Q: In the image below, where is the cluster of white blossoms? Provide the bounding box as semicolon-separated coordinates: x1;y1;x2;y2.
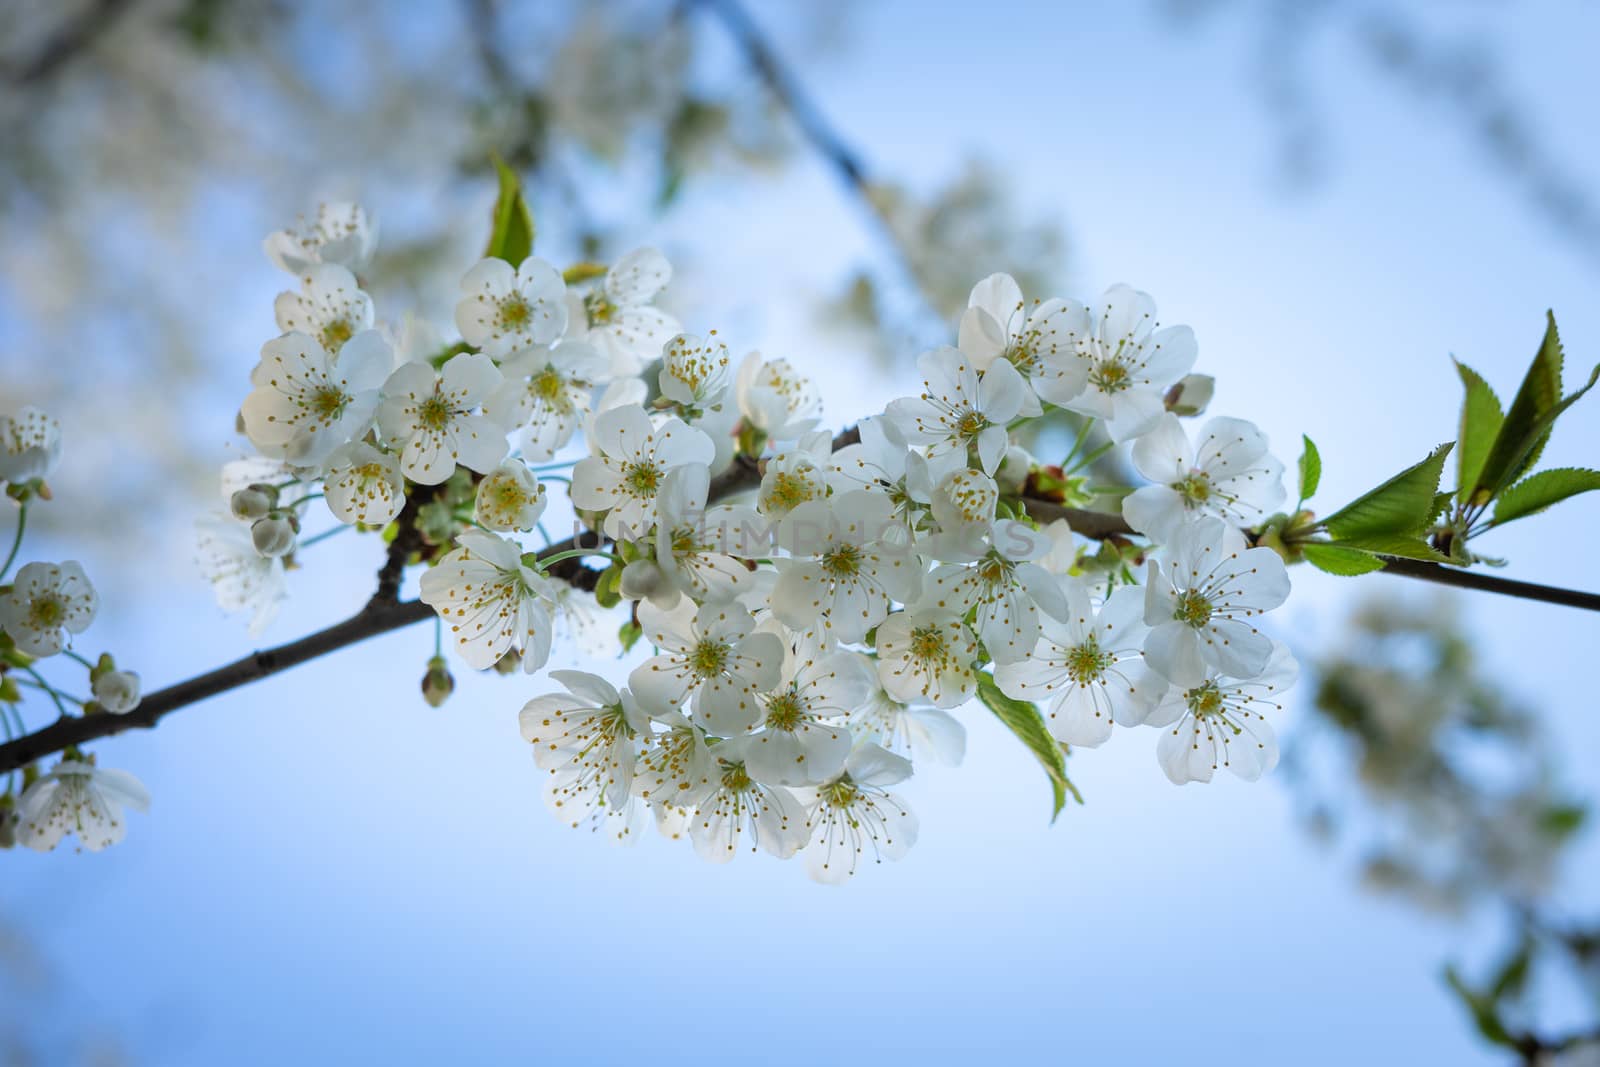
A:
16;198;1302;871
1;407;149;852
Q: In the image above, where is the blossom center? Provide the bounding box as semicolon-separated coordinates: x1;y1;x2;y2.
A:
623;460;662;498
719;761;752;792
1175;472;1212;503
1065;637;1113;684
497;295;533;329
822;778;859;807
416;394;453;431
763;690;805;731
954;409;987;439
764;471;818;512
1173;590;1214;628
28;596;65;629
311;384;348;420
320;318;354;350
1090;359;1131;393
690;638;730;678
531;367;570;407
821;542;863;578
584;291;616;326
1186;683;1225;718
908;625;952;666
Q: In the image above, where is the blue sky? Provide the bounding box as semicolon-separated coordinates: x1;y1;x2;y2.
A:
5;2;1600;1063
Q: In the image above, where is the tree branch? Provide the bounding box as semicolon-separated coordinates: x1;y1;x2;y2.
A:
1021;499;1600;613
3;424;1595;775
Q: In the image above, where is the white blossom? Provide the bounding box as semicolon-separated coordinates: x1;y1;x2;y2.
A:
920;519;1068;665
758;430;836;516
571;405;713;539
195;516;286;636
263;201;378;276
686;743;810;863
994;583;1161;746
419;530;557;672
886;346;1027;475
0;406;62;487
1059;284;1198;442
0;561;97;657
628;600;783;734
1147;641;1298;784
797;744;918;885
377;352;507;485
772;491;922;643
874;608;978;709
274;263;375;354
736;351;822;441
16;759;150;853
658;332;733;409
520;670;650;837
322;442;405;526
569;247;680;376
1143;517;1290;687
632;711;719;808
653;464;762;605
454;256;567;358
241;330;390;466
483;340;608;461
475;459;548;532
1122;413;1286;541
742;647;871;786
958;272;1089;409
846;675;967;767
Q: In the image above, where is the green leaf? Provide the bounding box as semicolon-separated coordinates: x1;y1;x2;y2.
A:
1301;543;1386;576
1321;443;1453;540
975;672;1079;821
618;619;643;653
1473;312;1576;501
1329;535;1454;564
1453;359;1504;503
1444;967;1517;1049
1492;467;1600;526
484;154;535;265
1297;434;1321;504
1537;803;1587;840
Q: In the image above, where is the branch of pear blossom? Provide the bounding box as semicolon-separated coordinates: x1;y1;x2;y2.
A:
4;418;1595;777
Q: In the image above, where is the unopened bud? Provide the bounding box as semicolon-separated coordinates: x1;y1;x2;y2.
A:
91;669;142;714
619;559;668;601
995;445;1033;494
492;648;522;675
421;656;455;707
231;483;278;520
251;513;297;557
1164;374;1215;417
0;676;20;703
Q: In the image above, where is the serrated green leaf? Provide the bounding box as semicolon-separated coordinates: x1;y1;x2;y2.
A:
1329;535;1454;564
484;154;534;265
1473;312;1567;501
975;672;1079;821
1453;359;1503;503
1301;543;1386;576
1491;467;1600;526
1297;434;1321;504
1321;443;1453;540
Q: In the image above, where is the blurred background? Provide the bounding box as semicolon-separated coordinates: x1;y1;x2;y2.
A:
2;0;1599;1063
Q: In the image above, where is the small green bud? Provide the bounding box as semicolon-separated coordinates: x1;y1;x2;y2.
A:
231;483;278;520
421;656;455;707
492;648;522;675
0;676;20;703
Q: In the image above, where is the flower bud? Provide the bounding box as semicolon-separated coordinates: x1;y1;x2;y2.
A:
619;559;668;601
0;676;20;703
492;648;523;675
251;513;297;558
995;444;1033;495
92;669;142;714
230;483;278;520
1164;374;1215;417
421;656;455;707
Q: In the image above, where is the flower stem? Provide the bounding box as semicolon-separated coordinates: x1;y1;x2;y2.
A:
536;547;622;570
0;503;27;580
